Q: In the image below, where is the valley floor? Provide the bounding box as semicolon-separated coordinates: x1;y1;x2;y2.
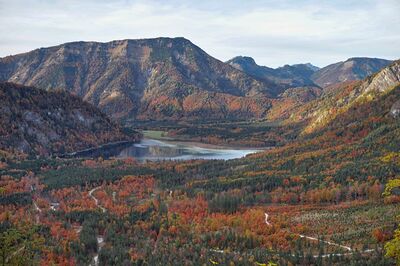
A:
0;156;398;265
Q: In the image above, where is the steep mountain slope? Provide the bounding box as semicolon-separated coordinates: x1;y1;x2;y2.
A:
0;82;135;155
167;60;400;147
227;56;319;88
287;60;400;133
267;86;323;121
311;57;392;88
0;38;280;121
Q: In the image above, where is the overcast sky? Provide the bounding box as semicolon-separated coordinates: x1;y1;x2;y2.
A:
0;0;399;67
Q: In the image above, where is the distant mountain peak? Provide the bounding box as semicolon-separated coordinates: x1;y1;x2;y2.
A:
311;57;392;87
346;56;384;61
227;56;318;88
303;63;320;72
228;56;257;64
303;59;400;133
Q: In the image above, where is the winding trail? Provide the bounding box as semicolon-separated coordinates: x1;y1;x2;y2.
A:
264;211;377;258
88;186;107;266
33;200;42;224
92;236;104;266
264;213;271;226
310;248;376;258
5;245;25;264
33;201;42;213
298;234;352;252
211;212;377;262
89;187;106;213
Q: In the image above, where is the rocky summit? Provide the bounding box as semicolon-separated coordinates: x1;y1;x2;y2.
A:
311;57;392;88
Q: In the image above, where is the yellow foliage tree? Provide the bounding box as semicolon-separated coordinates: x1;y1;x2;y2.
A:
383;178;400;265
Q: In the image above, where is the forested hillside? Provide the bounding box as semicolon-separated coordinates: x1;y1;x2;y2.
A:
1;0;399;263
290;59;400;133
0;82;137;156
159;60;400;147
0;61;398;265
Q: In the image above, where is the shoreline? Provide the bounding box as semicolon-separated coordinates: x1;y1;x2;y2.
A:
57;137;270;160
151;138;270;151
140;130;273;150
57;140;135;158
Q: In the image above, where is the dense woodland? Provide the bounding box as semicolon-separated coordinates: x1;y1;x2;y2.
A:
0;82;399;265
0;52;399;265
0;82;139;156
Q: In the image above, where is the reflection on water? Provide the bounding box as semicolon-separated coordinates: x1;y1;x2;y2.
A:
117;139;260;161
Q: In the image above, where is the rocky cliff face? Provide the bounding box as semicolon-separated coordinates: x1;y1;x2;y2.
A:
297;60;400;133
0;38;280;121
361;61;400;94
311;57;392;88
0;82;134;155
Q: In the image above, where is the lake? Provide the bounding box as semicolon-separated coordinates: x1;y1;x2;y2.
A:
116;139;261;161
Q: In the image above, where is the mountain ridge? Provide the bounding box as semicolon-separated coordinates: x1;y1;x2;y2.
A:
227;55;392;90
226;56;319;88
287;59;400;133
311;57;392;87
0;38;395;124
0;38;282;121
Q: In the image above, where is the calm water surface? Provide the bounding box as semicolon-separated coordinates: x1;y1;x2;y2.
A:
117;139;261;161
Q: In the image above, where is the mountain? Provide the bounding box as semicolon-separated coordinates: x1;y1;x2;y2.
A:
311;57;392;88
227;56;392;91
0;82;136;155
227;56;319;88
267;86;323;121
1;39;393;123
0;38;281;121
288;60;400;133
